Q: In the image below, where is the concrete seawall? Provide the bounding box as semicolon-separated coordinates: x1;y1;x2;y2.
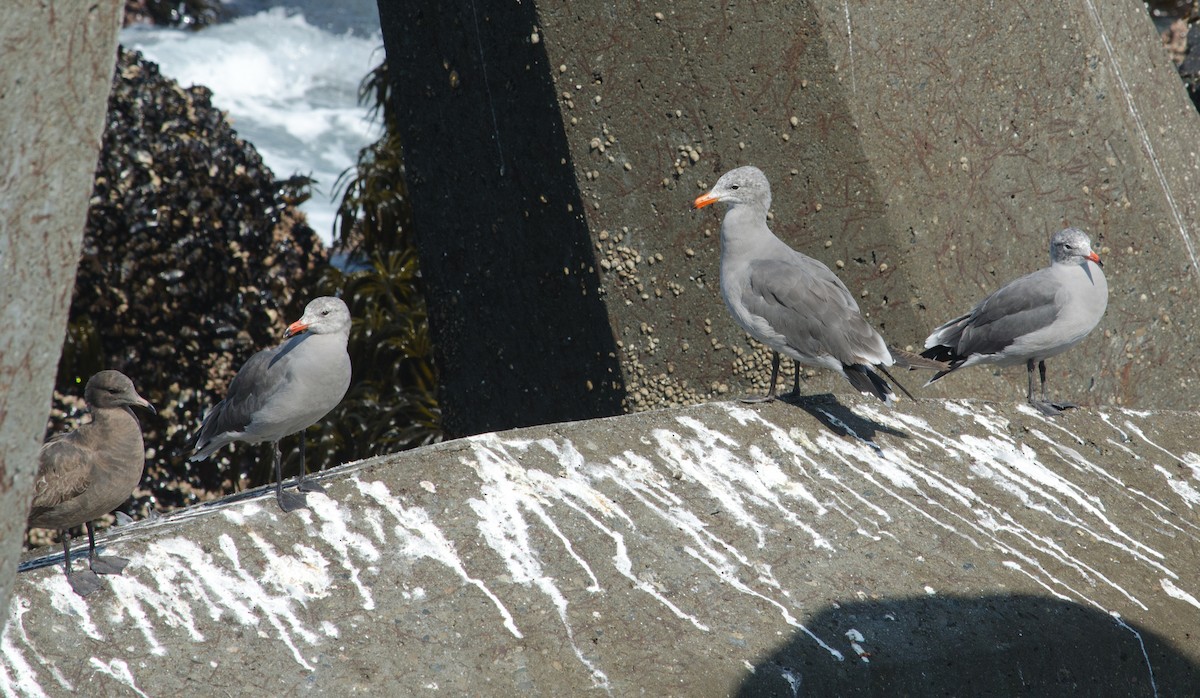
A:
6;396;1199;695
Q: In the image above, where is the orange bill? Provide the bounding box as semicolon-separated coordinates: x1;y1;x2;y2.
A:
693;191;719;209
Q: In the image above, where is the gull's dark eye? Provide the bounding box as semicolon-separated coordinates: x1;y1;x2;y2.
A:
731;185;739;190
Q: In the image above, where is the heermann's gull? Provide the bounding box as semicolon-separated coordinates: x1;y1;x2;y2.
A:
28;370;155;596
693;166;921;404
190;296;352;512
920;227;1108;415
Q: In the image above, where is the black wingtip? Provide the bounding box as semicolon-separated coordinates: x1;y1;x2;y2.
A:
843;364;896;405
877;366;917;402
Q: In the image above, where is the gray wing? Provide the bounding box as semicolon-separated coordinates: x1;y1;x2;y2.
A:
950;269;1060;356
743;257;886;365
30;431;93;514
193;343;290;450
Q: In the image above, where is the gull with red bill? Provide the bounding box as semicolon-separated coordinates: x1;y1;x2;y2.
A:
692;165;930;405
920;227;1108;416
191;296;352;512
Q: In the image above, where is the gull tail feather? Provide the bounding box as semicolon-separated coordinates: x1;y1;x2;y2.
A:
889;345;951;371
843;364;896;406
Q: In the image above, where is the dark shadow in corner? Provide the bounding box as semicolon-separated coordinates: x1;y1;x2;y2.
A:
736;594;1197;697
779;393;907;450
375;1;625;438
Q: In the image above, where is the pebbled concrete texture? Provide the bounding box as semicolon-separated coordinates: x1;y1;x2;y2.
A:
532;0;1200;412
6;397;1200;695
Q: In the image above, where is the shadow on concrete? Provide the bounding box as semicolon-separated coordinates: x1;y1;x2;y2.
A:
376;1;626;438
782;393;908;448
736;594;1198;696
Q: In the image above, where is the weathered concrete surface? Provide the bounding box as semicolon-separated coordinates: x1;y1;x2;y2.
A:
396;0;1198;417
0;0;123;630
6;398;1200;695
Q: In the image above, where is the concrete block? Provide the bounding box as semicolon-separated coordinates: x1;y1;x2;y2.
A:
7;398;1200;694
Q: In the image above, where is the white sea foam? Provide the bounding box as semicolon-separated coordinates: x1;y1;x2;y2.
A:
120;8;383;244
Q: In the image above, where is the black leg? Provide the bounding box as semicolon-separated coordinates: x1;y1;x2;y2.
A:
780;360;803;399
296;432;325;494
742;351;782;403
1026;359;1037;402
60;532;71;578
62;528;101;596
86;520;129;576
1027;358;1076;416
274;440;308;513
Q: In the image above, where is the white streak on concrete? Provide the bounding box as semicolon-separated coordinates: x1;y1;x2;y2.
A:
967;435;1165;569
843;0;855;96
105;580;167;656
1110;612;1159;698
1153;465;1200;508
867;405;1171;607
1001;560;1072;602
354;477;523;639
527;446;710;630
304;493;378;610
465;436;612;691
845;627;869;662
220;501;264;525
250;536;331;605
665;416;832;549
47;575;102;640
87;658;149;698
1160;578;1200;610
987;511;1148;610
217;533;316;670
0;598;56;698
684;544;844;662
1124;420;1183;464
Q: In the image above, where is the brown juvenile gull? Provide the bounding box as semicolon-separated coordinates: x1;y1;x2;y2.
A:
693;165;921;404
191;296;352;512
28;370;154;597
920;227;1108;416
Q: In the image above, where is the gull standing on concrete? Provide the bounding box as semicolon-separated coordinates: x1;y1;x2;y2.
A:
693;165;915;404
28;370;155;596
920;227;1108;416
191;296;352;512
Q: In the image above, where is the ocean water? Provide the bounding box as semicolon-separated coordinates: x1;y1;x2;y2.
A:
120;5;383;245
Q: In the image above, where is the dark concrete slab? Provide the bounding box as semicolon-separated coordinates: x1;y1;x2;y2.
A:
6;397;1200;695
